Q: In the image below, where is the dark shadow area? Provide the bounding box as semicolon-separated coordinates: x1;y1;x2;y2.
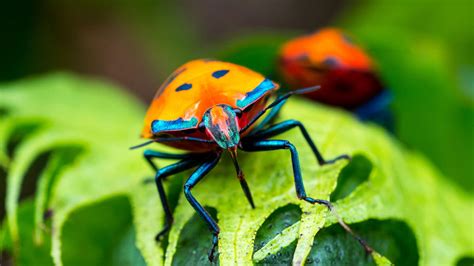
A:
0;250;14;266
6;122;43;158
61;196;146;266
0;107;9;118
256;240;297;266
19;152;51;201
305;219;419;266
1;121;44;219
456;256;474;266
254;204;302;252
0;145;83;222
39;146;84;222
172;207;219;266
19;145;84;203
331;154;373;201
0;0;39;81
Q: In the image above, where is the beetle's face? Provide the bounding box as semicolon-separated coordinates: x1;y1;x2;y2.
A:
203;104;240;149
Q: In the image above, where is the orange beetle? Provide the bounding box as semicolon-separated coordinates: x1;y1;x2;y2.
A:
133;59;360;261
140;59;276;151
279;28;386;110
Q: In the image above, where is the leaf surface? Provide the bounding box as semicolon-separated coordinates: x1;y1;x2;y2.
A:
1;74;472;265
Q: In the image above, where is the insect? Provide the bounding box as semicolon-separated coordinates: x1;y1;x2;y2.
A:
134;59;367;261
279;28;393;129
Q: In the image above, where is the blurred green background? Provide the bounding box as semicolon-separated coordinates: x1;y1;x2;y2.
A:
1;0;472;192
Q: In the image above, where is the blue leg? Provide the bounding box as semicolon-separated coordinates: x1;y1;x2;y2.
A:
249;99;287;134
183;152;222;261
248;120;350;165
150;157;204;241
240;140;331;206
143;150;202;184
240;139;373;254
144;149;196;172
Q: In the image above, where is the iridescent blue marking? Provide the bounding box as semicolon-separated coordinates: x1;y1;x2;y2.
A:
175;83;192;92
151;117;198;134
212;69;229;79
236;79;275;108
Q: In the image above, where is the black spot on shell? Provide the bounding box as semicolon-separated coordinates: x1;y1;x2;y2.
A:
212;70;229;79
175;83;192;92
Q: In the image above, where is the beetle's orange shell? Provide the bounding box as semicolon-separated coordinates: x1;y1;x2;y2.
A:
142;59;279;138
280;28;374;71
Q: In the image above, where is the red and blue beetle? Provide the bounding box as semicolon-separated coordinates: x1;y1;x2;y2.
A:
279;28;393;130
134;59;356;261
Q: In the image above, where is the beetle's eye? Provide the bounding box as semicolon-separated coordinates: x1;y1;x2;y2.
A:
233;108;242;118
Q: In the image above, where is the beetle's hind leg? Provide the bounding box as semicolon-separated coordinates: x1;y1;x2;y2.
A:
183;152;222;262
240;139;373;254
149;156;203;241
248;119;350;165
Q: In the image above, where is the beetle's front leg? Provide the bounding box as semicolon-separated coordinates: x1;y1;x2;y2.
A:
183;152;222;262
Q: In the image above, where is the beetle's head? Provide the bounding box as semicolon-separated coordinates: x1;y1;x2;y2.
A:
203;104;240;150
203;104;253;207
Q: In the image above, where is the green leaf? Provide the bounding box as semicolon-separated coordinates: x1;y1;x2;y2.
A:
1;73;472;265
61;196;145;266
1;199;53;266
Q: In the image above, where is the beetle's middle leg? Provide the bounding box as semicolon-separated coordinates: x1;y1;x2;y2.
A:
148;156;203;241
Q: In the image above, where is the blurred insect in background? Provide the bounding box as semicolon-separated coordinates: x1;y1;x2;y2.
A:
132;59;372;261
279;28;394;131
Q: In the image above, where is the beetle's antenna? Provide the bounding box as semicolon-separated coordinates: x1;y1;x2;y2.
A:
130;140;155;150
130;136;215;150
266;85;320;109
228;147;255;209
240;85;320;133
